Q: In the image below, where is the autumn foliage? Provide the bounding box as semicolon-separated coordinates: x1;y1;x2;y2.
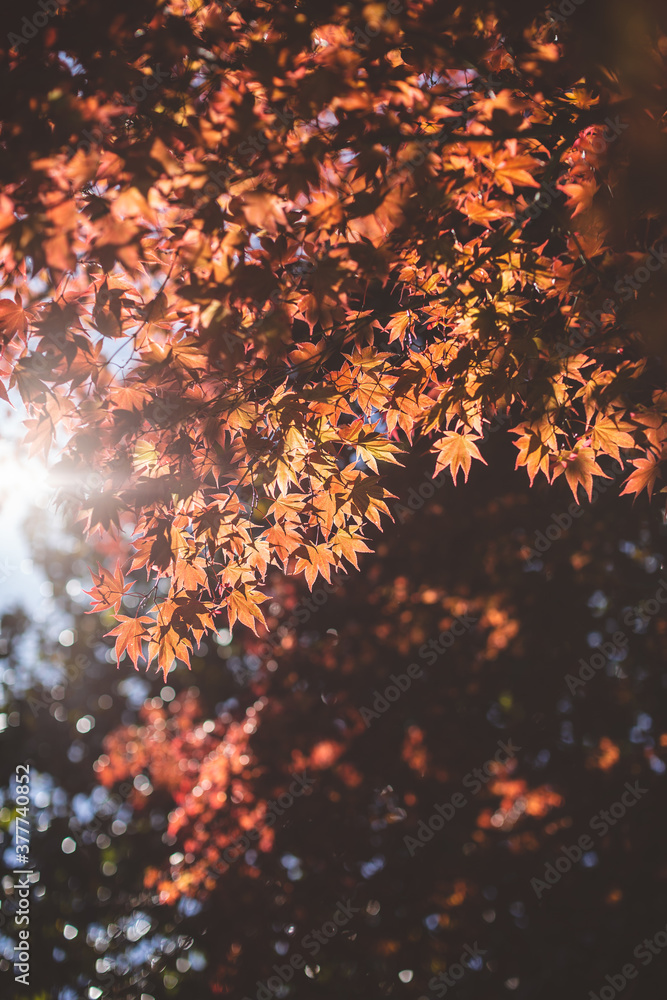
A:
2;0;667;680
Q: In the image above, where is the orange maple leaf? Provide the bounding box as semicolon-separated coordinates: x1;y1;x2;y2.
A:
552;447;609;501
590;416;635;465
227;586;268;634
0;293;28;349
620;456;661;500
433;432;487;484
331;528;373;570
85;561;133;614
386;311;412;347
293;543;336;588
512;420;557;486
106;615;153;670
145;616;193;681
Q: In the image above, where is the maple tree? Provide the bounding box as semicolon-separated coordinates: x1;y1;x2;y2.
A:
2;0;667;682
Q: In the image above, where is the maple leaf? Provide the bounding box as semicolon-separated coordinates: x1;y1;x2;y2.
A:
84;492;127;534
354;430;404;475
463;198;513;226
85;562;133;614
145;619;193;681
331;528;373;570
559;177;598;218
106;615;153;670
482;149;541;194
10;358;49;405
386;311;412;347
512;421;556;486
169;595;216;644
227;586;268;634
0;293;28;350
23;415;54;458
433;432;487;484
551;447;610;501
309;491;339;534
268;492;309;523
590;416;635;465
93;279;124;337
265;523;305;568
564;84;600;108
344;474;395;529
109;384;152;412
621;456;661;500
293;543;337;588
239;190;288;234
307;191;344;229
173;556;209;592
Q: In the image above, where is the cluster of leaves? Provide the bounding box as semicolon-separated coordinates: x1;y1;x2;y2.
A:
5;441;667;1000
2;0;667;678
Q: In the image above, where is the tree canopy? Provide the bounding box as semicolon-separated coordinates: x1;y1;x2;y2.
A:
2;0;667;679
4;4;667;998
